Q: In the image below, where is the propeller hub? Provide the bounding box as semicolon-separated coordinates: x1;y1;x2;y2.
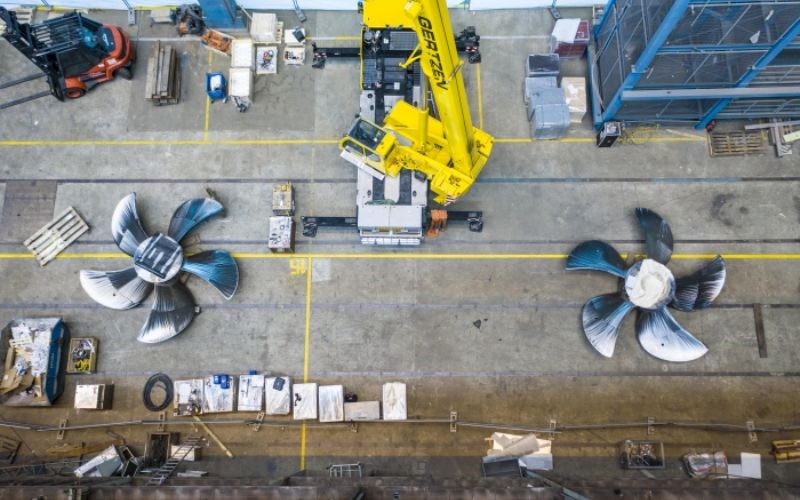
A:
624;259;675;310
133;233;184;284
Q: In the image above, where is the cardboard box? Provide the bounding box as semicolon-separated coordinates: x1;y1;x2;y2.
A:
561;77;587;123
292;383;318;420
318;385;344;423
75;384;113;410
265;376;291;415
344;401;381;421
382;382;407;420
238;374;265;411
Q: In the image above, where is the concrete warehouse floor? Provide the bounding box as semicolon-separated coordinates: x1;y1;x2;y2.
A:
1;5;800;495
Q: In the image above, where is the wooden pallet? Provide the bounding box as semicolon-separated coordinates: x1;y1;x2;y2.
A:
772;440;800;463
23;207;89;266
145;41;181;106
708;130;766;157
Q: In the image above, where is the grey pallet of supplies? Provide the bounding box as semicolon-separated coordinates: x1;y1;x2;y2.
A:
145;41;182;105
24;207;89;266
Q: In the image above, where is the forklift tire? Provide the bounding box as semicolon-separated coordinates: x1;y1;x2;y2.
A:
116;67;133;80
65;88;86;99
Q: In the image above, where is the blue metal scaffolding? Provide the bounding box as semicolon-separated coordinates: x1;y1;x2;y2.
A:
588;0;800;129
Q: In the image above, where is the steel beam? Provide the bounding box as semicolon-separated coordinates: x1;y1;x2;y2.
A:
695;18;800;129
622;86;800;101
658;43;800;54
601;0;692;123
593;0;617;38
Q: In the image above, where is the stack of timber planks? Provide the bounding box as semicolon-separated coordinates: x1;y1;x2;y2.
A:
145;41;181;105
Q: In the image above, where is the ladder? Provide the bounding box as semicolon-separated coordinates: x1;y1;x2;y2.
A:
146;436;203;486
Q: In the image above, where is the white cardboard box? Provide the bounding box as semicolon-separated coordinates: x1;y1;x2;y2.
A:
174;379;204;416
250;13;279;43
255;44;279;75
561;77;587;123
203;376;236;413
74;384;112;409
382;382;407;420
344;401;381;421
229;67;253;98
265;376;292;415
238;374;265;411
292;383;318;420
318;385;344;423
231;38;254;69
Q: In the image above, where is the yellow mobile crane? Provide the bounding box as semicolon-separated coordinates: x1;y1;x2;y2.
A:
339;0;494;206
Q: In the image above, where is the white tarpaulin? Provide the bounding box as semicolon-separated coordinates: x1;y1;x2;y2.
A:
1;0;596;11
470;0;595;8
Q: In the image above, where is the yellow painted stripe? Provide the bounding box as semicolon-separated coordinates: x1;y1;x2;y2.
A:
0;139;339;146
0;136;707;147
3;253;800;261
204;51;213;143
495;138;533;144
496;136;705;144
300;256;313;471
300;422;307;470
303;257;313;381
476;63;484;130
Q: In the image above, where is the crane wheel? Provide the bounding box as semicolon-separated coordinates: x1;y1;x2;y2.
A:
65;88;86;99
116;67;133;80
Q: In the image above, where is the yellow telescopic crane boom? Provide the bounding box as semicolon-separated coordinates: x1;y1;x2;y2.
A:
340;0;494;205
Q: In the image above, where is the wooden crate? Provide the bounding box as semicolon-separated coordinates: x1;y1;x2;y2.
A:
145;41;182;106
23;207;89;266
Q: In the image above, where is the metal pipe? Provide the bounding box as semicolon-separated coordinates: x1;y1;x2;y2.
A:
7;416;798;436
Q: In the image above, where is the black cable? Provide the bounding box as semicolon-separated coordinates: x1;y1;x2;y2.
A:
142;373;173;412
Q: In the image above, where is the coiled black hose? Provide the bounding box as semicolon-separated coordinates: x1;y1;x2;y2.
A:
142;373;173;412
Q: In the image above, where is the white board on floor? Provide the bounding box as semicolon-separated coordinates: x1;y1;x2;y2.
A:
382;382;407;421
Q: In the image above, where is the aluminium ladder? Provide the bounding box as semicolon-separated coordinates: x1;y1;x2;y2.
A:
146;436;203;486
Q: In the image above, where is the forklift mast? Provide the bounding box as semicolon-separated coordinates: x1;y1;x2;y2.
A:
0;8;110;101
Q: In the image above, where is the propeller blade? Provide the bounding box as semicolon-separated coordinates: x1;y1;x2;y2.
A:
581;294;635;358
138;283;197;344
635;208;674;264
636;307;708;362
566;240;628;278
182;250;240;299
80;267;153;310
671;256;727;312
168;198;224;242
112;193;149;256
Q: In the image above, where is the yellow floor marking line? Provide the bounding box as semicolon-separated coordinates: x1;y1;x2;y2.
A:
300;256;313;470
476;63;484;130
0;136;707;146
1;252;799;261
0;139;340;146
204;51;213;142
303;257;313;381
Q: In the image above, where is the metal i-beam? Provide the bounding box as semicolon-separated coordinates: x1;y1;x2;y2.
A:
622;86;800;101
600;0;692;123
695;17;800;129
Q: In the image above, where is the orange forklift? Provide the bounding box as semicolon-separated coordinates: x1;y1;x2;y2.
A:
0;8;135;108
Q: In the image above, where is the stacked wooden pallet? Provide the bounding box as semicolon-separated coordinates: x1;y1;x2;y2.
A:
23;207;89;266
145;41;181;106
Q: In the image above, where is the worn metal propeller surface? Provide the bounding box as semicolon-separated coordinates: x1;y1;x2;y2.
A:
80;193;240;343
566;208;726;362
